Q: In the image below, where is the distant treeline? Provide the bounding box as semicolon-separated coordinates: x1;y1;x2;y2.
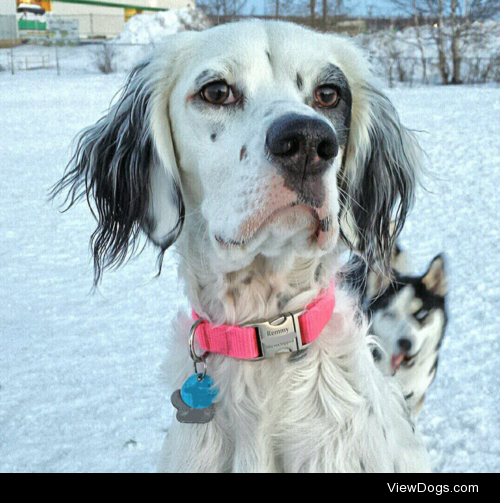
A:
206;14;438;35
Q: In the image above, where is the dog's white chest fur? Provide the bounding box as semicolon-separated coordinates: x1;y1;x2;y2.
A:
161;290;430;473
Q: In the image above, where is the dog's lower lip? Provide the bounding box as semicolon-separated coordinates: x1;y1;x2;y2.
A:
215;235;246;248
262;204;318;242
215;203;325;249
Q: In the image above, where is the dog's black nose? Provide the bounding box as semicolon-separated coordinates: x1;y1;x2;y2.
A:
398;338;413;352
266;114;338;176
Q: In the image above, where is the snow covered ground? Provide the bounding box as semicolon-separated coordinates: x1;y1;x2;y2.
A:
0;70;499;473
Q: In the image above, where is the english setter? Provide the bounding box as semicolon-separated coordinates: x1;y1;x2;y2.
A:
54;20;430;473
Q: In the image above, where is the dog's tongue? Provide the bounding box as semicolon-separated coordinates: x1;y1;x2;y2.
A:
391;354;406;371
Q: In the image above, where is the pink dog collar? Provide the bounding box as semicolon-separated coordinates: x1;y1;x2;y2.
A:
192;283;336;361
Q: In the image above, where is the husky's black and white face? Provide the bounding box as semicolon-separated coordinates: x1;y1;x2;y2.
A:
368;255;448;376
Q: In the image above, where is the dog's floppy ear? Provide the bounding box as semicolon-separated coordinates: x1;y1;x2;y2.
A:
341;84;421;275
422;254;448;297
52;59;184;284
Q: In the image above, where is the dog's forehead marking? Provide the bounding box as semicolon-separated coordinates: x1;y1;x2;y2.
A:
194;69;214;89
240;145;247;162
194;69;226;90
317;64;350;86
390;285;416;314
296;73;304;91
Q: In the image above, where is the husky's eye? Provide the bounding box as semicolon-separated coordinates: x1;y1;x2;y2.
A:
314;85;341;108
414;309;430;322
199;81;237;106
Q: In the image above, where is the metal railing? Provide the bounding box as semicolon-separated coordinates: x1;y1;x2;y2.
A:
0;41;153;76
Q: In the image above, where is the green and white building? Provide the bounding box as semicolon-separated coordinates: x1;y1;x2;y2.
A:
51;0;194;38
4;1;195;40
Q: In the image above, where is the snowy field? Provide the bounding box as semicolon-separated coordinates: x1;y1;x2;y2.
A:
0;70;499;473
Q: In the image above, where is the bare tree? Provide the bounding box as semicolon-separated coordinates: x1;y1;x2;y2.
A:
310;0;317;24
321;0;349;29
412;0;429;83
389;0;500;84
333;0;346;15
93;44;116;75
268;0;305;17
198;0;248;17
436;0;450;83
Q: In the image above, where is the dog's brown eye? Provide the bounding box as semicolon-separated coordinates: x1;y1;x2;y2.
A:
315;85;340;108
200;81;236;105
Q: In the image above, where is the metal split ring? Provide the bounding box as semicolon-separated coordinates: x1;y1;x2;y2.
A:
188;318;208;381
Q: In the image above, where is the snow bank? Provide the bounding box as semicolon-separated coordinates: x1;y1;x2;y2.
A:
114;9;211;46
105;8;211;72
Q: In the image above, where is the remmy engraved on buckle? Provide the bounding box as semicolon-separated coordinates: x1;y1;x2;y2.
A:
245;311;307;360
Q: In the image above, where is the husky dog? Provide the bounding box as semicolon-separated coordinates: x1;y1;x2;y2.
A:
364;253;449;416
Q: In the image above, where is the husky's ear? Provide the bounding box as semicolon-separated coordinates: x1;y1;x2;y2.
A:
362;240;404;300
52;59;184;284
392;241;410;275
366;267;392;300
341;84;421;275
422;255;448;297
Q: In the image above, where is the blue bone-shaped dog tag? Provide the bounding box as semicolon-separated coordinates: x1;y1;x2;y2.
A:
171;374;218;424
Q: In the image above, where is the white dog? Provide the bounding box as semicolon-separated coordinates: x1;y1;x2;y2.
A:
54;21;430;473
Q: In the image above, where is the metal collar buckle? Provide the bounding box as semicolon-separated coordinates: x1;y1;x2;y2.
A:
245;310;307;361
